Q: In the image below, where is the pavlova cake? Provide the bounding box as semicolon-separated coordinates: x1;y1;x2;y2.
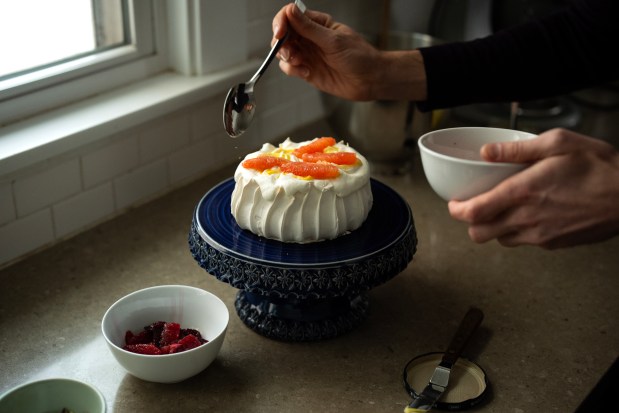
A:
231;137;373;243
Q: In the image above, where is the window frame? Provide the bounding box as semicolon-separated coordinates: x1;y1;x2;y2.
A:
0;0;168;126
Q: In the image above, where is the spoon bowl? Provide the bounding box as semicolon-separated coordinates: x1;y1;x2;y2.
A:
223;82;256;138
223;0;306;138
223;36;286;138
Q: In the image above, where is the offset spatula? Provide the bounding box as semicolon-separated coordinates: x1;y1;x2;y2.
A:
404;307;484;412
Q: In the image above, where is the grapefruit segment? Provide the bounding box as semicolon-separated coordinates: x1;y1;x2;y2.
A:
242;155;288;171
281;161;340;179
292;137;337;157
301;151;357;165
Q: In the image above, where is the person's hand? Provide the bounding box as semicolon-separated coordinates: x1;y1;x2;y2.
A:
271;3;427;102
448;128;619;249
271;3;380;101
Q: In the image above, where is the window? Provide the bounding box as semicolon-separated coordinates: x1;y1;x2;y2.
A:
0;0;167;126
0;0;125;80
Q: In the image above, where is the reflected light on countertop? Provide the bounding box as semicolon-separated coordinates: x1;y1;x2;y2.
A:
13;337;121;406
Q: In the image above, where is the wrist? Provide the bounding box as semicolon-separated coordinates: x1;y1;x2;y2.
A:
371;50;427;101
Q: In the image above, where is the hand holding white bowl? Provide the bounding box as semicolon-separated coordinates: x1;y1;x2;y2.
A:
448;128;619;249
418;127;537;202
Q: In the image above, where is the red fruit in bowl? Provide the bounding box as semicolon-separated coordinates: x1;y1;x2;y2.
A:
161;343;184;354
181;328;209;344
160;322;181;346
123;321;207;355
123;343;163;355
125;329;151;345
146;321;165;345
177;334;203;350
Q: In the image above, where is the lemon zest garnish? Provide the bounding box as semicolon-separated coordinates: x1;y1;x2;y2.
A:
324;145;341;153
271;146;294;159
341;159;362;169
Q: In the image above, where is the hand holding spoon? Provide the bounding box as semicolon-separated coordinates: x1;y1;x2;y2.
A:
223;0;306;138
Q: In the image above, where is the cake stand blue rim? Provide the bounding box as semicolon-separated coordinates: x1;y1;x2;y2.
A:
193;177;413;268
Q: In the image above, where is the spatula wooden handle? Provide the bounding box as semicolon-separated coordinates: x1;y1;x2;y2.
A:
440;307;484;369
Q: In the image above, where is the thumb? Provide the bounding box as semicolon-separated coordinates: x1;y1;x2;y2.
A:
480;139;540;163
481;128;613;163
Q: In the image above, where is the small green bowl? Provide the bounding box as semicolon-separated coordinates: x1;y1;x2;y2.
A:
0;378;106;413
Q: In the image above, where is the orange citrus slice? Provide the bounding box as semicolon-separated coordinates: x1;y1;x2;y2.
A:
292;137;337;157
242;155;288;171
301;151;357;165
281;161;340;179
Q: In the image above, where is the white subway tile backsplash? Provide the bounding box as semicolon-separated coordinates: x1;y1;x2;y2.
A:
190;98;223;142
53;183;115;239
0;209;54;265
139;113;190;163
259;100;302;141
169;140;215;185
13;160;81;217
0;182;16;225
82;135;140;188
114;160;169;210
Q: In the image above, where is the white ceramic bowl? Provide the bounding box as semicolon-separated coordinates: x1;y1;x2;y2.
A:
418;127;537;201
0;378;106;413
101;285;229;383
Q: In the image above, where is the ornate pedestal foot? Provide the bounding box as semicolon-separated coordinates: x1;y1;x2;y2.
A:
235;291;369;341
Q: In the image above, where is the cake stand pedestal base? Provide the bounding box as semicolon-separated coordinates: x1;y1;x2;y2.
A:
189;178;417;342
235;291;369;341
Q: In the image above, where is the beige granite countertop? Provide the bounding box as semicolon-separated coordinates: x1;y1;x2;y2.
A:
1;129;618;413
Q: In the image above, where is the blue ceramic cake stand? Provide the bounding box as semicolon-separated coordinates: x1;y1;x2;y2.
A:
188;178;417;341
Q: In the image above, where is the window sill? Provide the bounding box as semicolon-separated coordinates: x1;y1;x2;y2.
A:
0;59;260;176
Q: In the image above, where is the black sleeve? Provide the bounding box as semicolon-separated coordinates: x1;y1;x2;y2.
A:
417;0;619;111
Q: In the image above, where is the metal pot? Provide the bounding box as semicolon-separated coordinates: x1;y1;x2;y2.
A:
323;32;443;174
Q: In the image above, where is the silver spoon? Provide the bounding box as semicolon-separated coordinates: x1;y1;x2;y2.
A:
223;0;306;138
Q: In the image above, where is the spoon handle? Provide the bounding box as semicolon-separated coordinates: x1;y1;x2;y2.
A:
248;32;289;87
248;0;306;87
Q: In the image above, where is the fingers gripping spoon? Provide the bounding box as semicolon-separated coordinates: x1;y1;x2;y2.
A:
223;0;307;138
404;307;484;412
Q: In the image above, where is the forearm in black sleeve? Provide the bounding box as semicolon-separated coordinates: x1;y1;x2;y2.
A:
417;0;619;111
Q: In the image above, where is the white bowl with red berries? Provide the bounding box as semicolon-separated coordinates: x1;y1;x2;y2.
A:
101;285;229;383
